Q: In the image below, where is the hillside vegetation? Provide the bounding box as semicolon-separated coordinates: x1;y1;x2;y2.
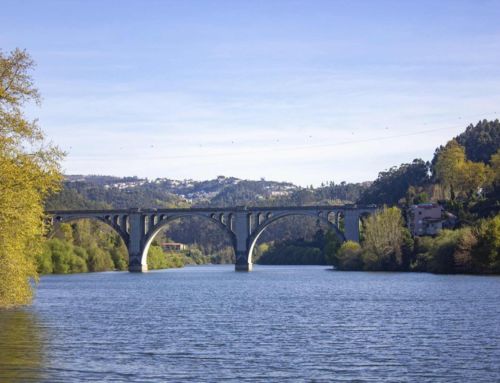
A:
44;120;499;274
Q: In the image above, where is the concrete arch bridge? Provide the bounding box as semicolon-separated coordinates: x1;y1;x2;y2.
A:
47;205;377;272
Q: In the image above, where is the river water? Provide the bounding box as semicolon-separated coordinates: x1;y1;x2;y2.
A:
1;265;500;382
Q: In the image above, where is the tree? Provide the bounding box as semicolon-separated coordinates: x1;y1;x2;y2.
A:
358;159;430;205
455;119;500;164
361;207;410;271
335;241;363;270
434;140;491;200
434;140;467;198
324;230;342;267
473;214;500;273
491;149;500;186
0;49;62;307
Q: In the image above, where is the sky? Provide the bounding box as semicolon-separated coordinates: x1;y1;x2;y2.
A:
1;0;500;186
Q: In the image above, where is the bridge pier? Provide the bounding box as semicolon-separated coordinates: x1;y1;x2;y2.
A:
47;205;376;274
233;211;252;272
235;257;253;272
128;212;148;272
343;211;360;242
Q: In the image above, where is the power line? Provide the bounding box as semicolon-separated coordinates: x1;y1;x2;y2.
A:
69;122;469;161
69;112;496;160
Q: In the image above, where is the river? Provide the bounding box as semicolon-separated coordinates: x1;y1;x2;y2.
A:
1;265;499;382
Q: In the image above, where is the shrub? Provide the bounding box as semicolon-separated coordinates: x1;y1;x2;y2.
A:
473;214;500;273
336;241;363;270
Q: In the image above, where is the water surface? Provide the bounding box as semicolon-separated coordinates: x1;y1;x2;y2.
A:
1;265;500;382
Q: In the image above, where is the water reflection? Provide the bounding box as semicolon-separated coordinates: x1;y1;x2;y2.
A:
0;309;46;383
4;267;500;381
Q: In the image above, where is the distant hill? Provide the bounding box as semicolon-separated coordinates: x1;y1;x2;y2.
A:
44;119;500;267
47;175;368;210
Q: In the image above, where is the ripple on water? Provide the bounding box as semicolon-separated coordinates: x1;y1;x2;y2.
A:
1;266;499;382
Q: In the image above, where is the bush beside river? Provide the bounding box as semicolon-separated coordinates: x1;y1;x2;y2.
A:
39;221;236;274
332;210;500;274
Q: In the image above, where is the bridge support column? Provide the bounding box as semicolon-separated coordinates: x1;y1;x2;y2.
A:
343;211;360;242
233;211;252;272
235;253;253;272
128;212;148;272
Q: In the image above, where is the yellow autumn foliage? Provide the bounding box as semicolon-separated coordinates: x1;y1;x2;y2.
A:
434;140;493;199
0;49;62;307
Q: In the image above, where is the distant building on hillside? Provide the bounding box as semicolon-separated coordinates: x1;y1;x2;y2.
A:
407;203;445;236
161;242;187;252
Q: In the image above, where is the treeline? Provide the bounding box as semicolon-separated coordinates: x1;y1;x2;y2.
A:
260;120;499;272
147;244;234;270
255;230;340;265
333;207;499;274
45;180;187;209
358;119;499;218
331;119;500;274
39;221;128;274
43;119;499;274
38;220;237;274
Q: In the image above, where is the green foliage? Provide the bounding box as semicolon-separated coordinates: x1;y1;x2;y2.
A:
45;188;112;210
160;217;234;256
410;236;434;272
39;221;128;274
209;246;235;264
147;245;184;270
423;229;469;273
47;179;185;209
324;230;342;267
40;239;88;274
473;214;500;273
184;246;209;265
410;215;499;274
358;159;430;205
336;241;363;270
410;190;430;205
257;228;341;265
455;119;500;164
361;207;411;271
0;49;63;307
491;149;500;186
434;140;491;200
35;248;53;274
86;246;114;272
251;243;270;263
40;117;499;277
258;243;324;265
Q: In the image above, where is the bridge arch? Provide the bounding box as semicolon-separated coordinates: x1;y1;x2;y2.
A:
47;206;376;272
49;215;130;245
246;211;345;265
139;213;237;269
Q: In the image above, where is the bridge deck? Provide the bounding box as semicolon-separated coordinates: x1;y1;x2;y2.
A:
47;205;376;215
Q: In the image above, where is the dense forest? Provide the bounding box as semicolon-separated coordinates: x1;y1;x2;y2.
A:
43;119;499;275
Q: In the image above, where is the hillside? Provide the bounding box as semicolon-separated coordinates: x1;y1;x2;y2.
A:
44;119;499;272
47;175;368;210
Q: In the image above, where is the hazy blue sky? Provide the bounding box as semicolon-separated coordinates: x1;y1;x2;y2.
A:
1;0;499;185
